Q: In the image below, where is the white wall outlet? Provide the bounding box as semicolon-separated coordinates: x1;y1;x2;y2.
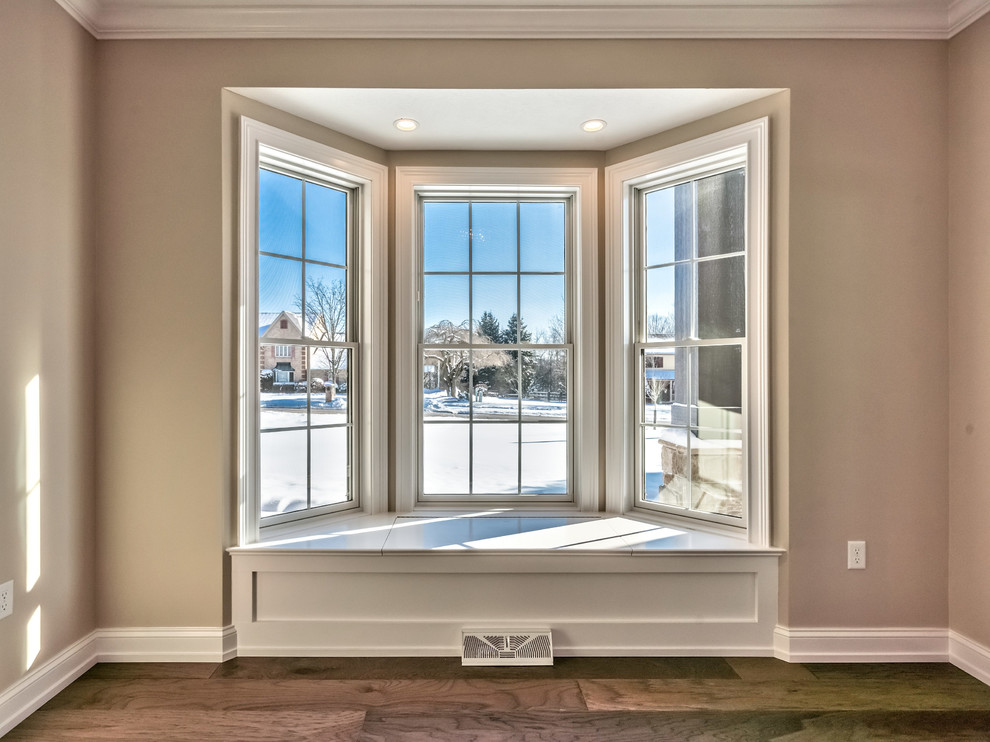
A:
0;580;12;619
848;541;866;569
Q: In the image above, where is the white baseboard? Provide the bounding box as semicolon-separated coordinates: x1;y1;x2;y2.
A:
94;626;238;663
949;630;990;686
0;632;98;738
773;625;949;663
0;625;236;738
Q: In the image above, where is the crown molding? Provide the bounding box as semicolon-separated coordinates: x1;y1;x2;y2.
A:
54;1;990;40
949;0;990;35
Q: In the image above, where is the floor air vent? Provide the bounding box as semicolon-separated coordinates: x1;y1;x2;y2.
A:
461;629;553;666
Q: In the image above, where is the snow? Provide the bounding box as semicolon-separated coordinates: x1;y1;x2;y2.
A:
423;389;566;420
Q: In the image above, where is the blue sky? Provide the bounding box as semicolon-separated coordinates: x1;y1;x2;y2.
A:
422;201;566;343
258;169;348;322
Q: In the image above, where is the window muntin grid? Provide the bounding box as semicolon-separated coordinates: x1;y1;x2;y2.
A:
257;160;356;523
419;198;571;500
636;166;748;526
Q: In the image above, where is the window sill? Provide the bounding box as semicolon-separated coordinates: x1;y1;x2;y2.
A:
230;512;782;557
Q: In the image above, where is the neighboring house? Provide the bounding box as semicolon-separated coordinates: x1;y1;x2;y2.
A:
259;311;307;385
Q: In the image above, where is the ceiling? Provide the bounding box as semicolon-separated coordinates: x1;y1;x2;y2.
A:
230;88;783;151
57;0;990;40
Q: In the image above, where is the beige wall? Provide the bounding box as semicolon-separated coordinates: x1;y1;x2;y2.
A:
95;37;951;630
0;0;97;691
949;12;990;650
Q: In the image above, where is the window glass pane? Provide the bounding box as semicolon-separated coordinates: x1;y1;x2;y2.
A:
642;348;678;427
260;344;307;430
697;168;745;258
692;345;743;429
304;264;347;341
520;202;565;272
645;265;676;341
520;274;565;344
473;423;519;494
526;349;568;422
521;423;567;494
423;274;469;340
691;431;743;519
645;186;676;267
305;181;347;266
498;312;532;346
473;274;517;341
471;202;517;272
424;202;469;272
259;169;303;258
260;429;308;518
423;350;470;418
311;426;349;507
310;347;349;424
472;348;516;418
698;255;745;339
644;426;692;509
423;423;469;494
259;255;302;331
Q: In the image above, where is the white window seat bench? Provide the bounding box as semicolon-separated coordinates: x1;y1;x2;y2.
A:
229;514;782;658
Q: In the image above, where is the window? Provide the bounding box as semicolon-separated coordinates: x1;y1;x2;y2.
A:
240;118;387;542
606;119;768;544
420;198;570;499
395;168;598;511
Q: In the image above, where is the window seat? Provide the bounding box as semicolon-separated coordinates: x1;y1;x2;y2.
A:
229;514;781;658
230;513;780;556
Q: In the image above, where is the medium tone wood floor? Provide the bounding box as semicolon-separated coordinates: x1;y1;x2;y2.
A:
7;657;990;740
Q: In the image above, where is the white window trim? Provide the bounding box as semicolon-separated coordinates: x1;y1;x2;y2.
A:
395;167;599;513
239;117;388;544
605;118;769;546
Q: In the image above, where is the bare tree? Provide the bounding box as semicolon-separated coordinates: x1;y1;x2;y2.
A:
643;354;672;425
301;277;347;383
423;319;510;398
647;312;675;340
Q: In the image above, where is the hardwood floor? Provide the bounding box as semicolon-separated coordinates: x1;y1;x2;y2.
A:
7;658;990;740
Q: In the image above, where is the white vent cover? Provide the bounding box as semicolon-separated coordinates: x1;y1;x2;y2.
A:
461;629;553;666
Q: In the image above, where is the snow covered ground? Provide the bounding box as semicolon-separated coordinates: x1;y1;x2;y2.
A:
423;389;566;420
258;392;735;518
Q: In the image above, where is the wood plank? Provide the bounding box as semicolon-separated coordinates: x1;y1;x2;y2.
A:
41;678;589;713
578;678;990;712
6;710;365;742
726;657;818;681
771;710;990;741
81;663;219;680
359;710;811;741
213;656;738;680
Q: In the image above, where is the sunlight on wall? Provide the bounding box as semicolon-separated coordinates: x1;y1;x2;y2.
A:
25;375;41;591
26;606;41;671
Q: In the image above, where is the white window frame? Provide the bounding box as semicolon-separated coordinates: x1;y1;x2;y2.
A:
605;119;769;545
239;117;388;544
274;345;291;358
395;167;598;513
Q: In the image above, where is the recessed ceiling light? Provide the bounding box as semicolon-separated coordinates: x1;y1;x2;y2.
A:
394;118;419;132
581;119;607;133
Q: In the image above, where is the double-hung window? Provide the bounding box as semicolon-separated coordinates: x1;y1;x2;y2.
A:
420;198;570;500
240;118;387;542
396;168;598;511
607;119;769;543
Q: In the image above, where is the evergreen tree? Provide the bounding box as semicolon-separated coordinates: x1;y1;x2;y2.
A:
477;310;502;343
474;310;505;392
502;313;535;395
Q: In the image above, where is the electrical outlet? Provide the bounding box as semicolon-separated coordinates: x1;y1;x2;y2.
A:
0;580;12;619
848;541;866;569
